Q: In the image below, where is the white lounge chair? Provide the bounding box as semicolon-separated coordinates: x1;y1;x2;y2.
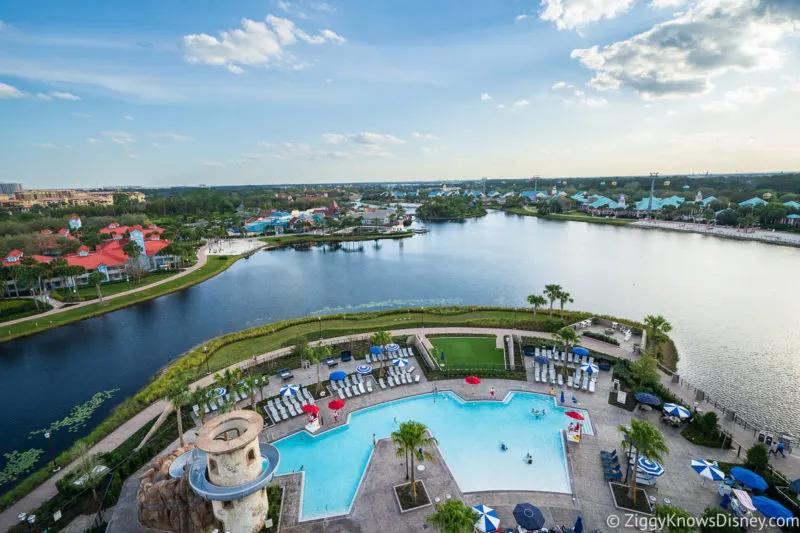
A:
558;374;564;386
388;376;395;387
344;387;352;398
366;382;373;393
193;405;200;417
280;409;288;421
203;403;213;413
414;375;420;383
407;366;415;374
534;370;540;383
365;353;372;363
287;404;296;416
379;378;387;389
338;389;345;400
352;385;361;396
589;380;596;393
582;376;589;391
359;383;366;394
568;376;574;388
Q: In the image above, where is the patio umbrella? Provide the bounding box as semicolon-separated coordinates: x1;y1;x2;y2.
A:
207;387;226;398
751;496;794;519
472;504;500;533
393;358;409;368
662;403;691;419
327;399;345;410
730;467;768;491
356;365;373;375
370;346;381;355
573;516;584;533
572;347;589;356
580;362;599;374
329;370;346;381
534;355;550;365
560;391;565;403
440;351;445;361
565;411;584;421
513;503;545;531
637;457;665;477
465;376;481;385
790;479;800;493
384;343;400;353
301;404;319;415
279;384;299;397
691;459;724;481
635;392;662;406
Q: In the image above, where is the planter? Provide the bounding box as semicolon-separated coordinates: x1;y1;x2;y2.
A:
393;480;432;513
609;482;653;515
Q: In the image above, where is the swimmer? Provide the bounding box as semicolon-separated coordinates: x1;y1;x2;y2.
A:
500;443;508;451
535;410;540;418
542;408;546;416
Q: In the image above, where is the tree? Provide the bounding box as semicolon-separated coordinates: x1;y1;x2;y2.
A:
526;294;547;315
744;443;769;474
370;330;393;378
557;289;574;313
213;368;242;413
166;379;190;448
189;387;208;425
699;507;740;533
309;344;331;394
123;240;143;262
427;498;478;533
654;504;695;533
554;326;580;379
619;419;669;502
630;355;661;389
544;284;562;317
88;270;106;303
643;314;672;360
391;421;438;500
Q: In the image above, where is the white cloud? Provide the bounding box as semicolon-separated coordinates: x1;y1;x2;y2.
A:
571;0;800;100
422;147;440;154
36;93;53;101
182;15;346;73
702;85;776;112
411;132;440;141
239;152;265;159
124;115;135;120
552;81;571;90
32;143;59;149
515;14;529;22
257;140;273;148
102;131;135;144
513;99;530;107
151;132;195;142
496;104;505;109
86;137;101;145
0;20;6;31
277;1;308;19
150;142;161;148
323;132;405;145
540;0;636;30
0;82;26;99
581;96;608;107
311;2;336;12
203;161;225;168
573;90;585;97
649;0;686;7
72;112;92;118
50;91;80;100
127;154;139;159
480;93;492;101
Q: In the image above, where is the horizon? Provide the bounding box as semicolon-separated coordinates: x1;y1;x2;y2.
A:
2;0;799;188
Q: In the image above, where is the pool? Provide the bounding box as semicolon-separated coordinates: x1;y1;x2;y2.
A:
273;391;592;521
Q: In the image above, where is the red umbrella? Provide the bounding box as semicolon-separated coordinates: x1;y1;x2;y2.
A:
302;404;320;415
565;411;584;421
465;376;481;385
328;399;345;410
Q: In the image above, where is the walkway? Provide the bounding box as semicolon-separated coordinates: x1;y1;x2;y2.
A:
632;220;800;248
0;247;208;328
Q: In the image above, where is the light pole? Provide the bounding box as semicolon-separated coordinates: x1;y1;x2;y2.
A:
318;316;322;340
203;345;209;374
44;431;60;472
513;308;517;330
421;307;424;329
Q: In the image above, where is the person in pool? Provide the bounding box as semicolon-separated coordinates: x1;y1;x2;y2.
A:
525;453;533;464
500;443;508;451
534;409;540;418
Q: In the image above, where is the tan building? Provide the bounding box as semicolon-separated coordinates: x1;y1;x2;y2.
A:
14;189;145;207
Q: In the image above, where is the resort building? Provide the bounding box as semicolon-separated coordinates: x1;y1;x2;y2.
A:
783;201;800;211
738;197;768;208
68;215;82;230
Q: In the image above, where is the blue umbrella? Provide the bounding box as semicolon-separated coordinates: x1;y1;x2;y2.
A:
440;351;445;361
789;479;800;493
635;392;662;406
752;496;794;519
329;370;346;381
662;403;691;419
730;467;768;491
370;346;381;355
572;347;589;356
280;384;299;397
384;343;400;353
691;459;724;481
560;390;565;403
573;516;584;533
393;358;409;367
637;457;665;477
472;504;500;533
513;503;545;530
356;364;372;375
580;362;599;374
534;355;550;364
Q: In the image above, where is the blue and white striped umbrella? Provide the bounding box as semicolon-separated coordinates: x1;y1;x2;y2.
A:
580;362;599;374
691;459;724;481
384;343;400;353
663;403;691;419
393;358;409;367
356;364;373;375
472;504;500;533
279;384;299;397
637;457;665;477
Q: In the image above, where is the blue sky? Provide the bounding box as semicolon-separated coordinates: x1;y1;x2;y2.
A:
1;0;799;188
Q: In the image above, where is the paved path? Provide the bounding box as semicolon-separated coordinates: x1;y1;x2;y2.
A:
632;220;800;247
0;247;208;328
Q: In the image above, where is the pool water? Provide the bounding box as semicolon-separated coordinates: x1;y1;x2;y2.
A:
273;391;592;521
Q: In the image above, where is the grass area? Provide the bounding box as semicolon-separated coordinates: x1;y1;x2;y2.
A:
51;270;180;302
0;255;242;342
0;298;53;322
501;206;537;217
540;213;635;226
261;231;412;246
428;336;505;369
681;426;731;448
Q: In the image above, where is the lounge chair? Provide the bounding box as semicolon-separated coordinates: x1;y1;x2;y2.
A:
365;353;372;363
344;387;352;398
192;405;200;417
352;385;361;396
414;375;420;383
388;376;395;387
280;409;288;421
601;449;617;458
557;374;564;386
338;389;345;400
359;383;366;394
589;380;596;393
287;404;296;417
567;376;574;388
216;398;226;409
582;376;589;391
379;378;387;389
534;370;540;383
366;382;373;393
604;470;622;481
408;366;415;374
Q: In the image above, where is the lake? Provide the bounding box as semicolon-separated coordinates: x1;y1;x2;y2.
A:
1;211;799;484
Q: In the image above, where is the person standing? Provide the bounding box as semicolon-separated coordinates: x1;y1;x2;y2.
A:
489;386;495;400
373;433;377;446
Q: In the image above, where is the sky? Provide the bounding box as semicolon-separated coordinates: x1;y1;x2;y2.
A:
1;0;799;188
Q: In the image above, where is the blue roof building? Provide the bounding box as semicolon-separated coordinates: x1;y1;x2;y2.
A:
520;190;549;200
487;190;499;197
587;196;624;209
700;196;717;207
570;192;587;203
739;197;768;208
783;201;800;210
428;191;442;198
788;214;800;219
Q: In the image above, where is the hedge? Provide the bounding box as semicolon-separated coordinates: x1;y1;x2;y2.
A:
583;331;620;346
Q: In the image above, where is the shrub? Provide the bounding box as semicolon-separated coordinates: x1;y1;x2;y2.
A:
694;412;720;438
744;443;769;473
583;331;620;346
699;507;740;533
654;504;695;533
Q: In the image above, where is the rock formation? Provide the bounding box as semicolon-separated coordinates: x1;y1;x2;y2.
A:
137;445;219;533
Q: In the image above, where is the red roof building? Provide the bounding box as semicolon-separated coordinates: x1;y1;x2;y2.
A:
3;249;24;266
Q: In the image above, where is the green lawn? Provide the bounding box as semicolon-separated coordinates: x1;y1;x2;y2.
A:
429;336;506;369
0;299;53;322
52;270;180;302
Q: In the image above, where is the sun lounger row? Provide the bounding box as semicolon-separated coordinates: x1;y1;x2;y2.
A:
263;388;315;424
378;372;421;389
330;374;364;390
335;376;375;399
365;347;415;363
192;387;254;417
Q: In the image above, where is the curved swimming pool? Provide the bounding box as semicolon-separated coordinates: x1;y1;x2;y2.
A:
273;391;592;521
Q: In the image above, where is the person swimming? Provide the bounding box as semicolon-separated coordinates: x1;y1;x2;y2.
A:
534;409;540;418
500;443;508;451
542;408;546;416
525;453;533;464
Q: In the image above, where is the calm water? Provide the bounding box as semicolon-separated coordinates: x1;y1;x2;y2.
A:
1;212;799;484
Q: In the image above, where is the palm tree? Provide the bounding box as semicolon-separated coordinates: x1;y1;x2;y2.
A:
427;499;478;533
309;344;331;394
618;419;669;503
391;421;438;500
371;330;393;378
557;290;574;313
554;326;580;379
88;271;106;303
214;367;242;410
166;379;191;448
642;315;672;360
189;387;208;425
543;284;562;317
526;294;547;315
239;374;259;410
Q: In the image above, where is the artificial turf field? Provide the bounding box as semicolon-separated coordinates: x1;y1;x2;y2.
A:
428;336;505;368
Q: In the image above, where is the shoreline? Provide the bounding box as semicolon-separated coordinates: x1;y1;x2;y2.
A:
260;231;413;246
